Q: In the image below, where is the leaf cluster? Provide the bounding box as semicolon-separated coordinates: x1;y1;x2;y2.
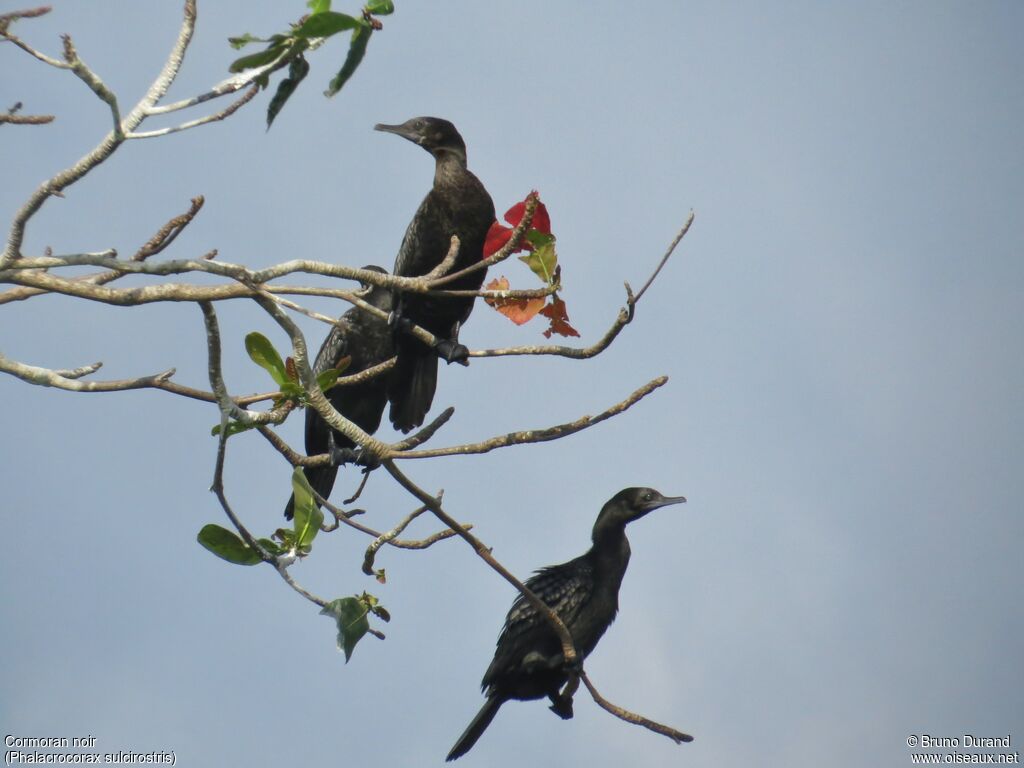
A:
212;332;348;436
228;0;395;128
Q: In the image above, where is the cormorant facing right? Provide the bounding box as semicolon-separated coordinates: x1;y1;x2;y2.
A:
374;117;495;433
446;487;689;761
283;266;394;519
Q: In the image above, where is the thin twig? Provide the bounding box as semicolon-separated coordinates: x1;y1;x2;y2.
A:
395;377;667;459
199;301;291;428
423;236;461;280
0;112;54;125
1;0;199;266
0;8;68;70
61;34;121;135
392;407;455;450
133;197;205;261
126;85;258;139
580;670;693;744
0;352;174;392
634;211;694;303
361;496;440;576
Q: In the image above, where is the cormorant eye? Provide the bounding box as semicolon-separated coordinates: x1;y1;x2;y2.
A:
643;492;653;502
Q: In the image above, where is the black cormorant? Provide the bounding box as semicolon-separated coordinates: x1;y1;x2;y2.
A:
446;487;688;760
283;266;393;519
374;117;495;433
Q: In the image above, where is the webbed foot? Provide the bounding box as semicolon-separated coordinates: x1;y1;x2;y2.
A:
548;693;574;720
329;446;380;470
434;338;470;366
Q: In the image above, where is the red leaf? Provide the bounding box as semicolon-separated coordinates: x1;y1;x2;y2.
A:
484;276;546;326
503;195;551;235
483;221;512;258
503;201;525;226
540;296;580;338
485;193;554;259
531;200;551;234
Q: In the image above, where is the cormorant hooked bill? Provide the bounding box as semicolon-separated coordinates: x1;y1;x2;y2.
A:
446;487;688;761
374;117;495;433
283;266;394;519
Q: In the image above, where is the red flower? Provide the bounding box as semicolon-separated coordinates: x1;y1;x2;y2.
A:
482;193;551;258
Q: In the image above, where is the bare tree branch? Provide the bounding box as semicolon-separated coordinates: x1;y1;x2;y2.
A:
133;197;205;261
61;33;122;134
1;0;200;266
3;4;699;750
126;85;258;139
0;352;174;392
634;211;695;303
362;497;438;576
0;7;68;70
395;377;667;459
0;111;54;125
581;670;693;745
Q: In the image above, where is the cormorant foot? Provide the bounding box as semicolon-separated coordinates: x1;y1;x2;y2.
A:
548;694;574;720
434;339;470;366
331;446;381;470
329;446;361;466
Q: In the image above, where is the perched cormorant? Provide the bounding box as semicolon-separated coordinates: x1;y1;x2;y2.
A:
283;266;394;519
446;487;687;761
374;117;495;433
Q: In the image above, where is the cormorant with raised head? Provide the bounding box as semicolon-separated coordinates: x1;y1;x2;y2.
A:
374;117;495;433
446;487;688;760
283;266;394;519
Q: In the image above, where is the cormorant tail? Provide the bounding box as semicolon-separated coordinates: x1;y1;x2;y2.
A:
389;335;438;433
447;695;503;762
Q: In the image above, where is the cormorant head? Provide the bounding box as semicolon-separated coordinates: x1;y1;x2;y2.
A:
356;264;392;311
593;487;686;541
374;116;467;164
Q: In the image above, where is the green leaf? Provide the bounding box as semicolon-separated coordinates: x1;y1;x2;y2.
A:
315;369;341;393
321;597;370;662
273;527;298;551
518;240;558;285
315;356;351;394
228;33;270;50
306;0;332;13
324;24;371;97
197;524;264;565
281;381;305;401
267;55;310;130
245;332;290;386
229;44;288;73
290;467;324;551
525;230;555;249
210;419;257;437
366;0;395;15
294;11;360;38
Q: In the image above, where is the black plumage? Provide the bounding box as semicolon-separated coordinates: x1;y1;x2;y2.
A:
374;117;495;433
283;266;394;519
446;487;688;761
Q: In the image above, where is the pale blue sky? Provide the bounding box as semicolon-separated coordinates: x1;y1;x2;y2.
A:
2;2;1022;766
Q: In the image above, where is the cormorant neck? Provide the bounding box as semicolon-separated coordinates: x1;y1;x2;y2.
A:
589;522;631;579
433;148;468;185
591;518;630;554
